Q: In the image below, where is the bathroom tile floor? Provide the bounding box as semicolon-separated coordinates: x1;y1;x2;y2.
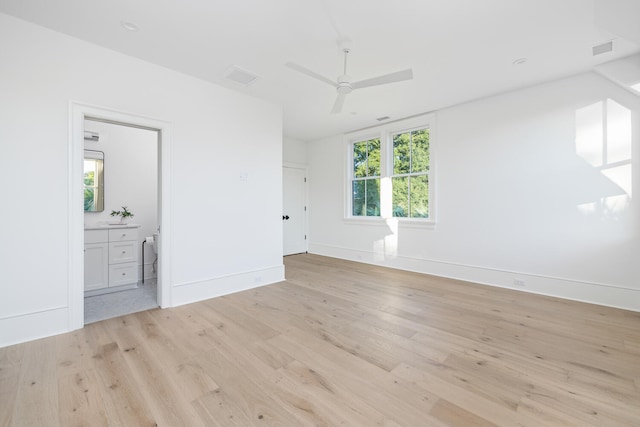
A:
84;279;158;324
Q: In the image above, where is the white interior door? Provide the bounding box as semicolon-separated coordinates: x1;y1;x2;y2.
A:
283;167;307;255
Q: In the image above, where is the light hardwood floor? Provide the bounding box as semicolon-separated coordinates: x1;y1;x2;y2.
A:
2;254;639;426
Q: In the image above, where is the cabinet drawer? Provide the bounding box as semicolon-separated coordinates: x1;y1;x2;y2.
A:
109;228;138;242
109;241;137;264
109;263;138;287
85;229;108;244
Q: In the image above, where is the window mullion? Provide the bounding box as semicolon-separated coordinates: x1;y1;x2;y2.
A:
380;130;392;218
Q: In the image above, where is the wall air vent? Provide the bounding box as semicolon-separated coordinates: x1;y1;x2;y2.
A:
224;66;259;86
592;41;613;56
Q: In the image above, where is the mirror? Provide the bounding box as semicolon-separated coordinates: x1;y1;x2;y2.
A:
84;150;104;212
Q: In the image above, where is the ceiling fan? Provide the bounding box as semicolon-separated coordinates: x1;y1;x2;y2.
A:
286;41;413;114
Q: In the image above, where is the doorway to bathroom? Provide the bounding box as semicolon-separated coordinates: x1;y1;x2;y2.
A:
68;101;172;330
82;118;160;323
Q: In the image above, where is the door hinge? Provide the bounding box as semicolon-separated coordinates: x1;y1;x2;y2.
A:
305;235;307;240
304;177;307;182
304;206;307;211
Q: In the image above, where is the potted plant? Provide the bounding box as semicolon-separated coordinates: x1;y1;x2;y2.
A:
110;206;134;223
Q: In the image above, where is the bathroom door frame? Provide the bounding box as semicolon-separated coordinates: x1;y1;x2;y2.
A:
68;102;172;331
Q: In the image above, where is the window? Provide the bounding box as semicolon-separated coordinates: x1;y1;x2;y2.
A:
347;114;434;223
391;129;429;218
352;138;381;216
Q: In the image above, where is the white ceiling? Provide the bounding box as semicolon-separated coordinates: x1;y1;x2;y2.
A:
0;0;638;141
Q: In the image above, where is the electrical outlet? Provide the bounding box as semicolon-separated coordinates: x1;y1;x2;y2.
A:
513;278;525;287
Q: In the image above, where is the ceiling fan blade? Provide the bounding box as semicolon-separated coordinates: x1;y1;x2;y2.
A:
352;69;413;90
331;93;346;114
285;62;337;88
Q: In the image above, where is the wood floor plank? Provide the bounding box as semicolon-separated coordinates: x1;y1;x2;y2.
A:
11;338;59;427
0;344;23;426
225;282;450;370
430;398;498;427
57;369;109;427
111;324;207;426
392;362;544;427
1;253;639;426
278;359;391;426
269;330;442;426
91;342;157;426
190;345;310;426
197;322;368;426
173;356;221;403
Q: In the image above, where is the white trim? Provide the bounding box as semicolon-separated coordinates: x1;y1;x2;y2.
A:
172;265;285;307
342;217;437;230
69;102;173;331
283;164;309;255
283;161;307;169
308;243;640;312
0;307;69;348
344;113;436;224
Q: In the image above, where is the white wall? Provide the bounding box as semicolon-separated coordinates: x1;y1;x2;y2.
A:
283;136;308;165
83;121;158;280
0;13;284;347
308;71;640;311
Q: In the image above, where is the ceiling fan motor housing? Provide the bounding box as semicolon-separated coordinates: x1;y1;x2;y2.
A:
337;75;353;94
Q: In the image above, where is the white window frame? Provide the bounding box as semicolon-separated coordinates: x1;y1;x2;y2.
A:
345;113;436;228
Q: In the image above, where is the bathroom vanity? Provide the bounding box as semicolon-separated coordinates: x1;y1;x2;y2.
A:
84;224;139;295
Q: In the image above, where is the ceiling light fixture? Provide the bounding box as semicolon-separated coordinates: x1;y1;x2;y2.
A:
120;21;139;32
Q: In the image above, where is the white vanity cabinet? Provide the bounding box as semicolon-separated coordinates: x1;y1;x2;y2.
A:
84;230;109;291
84;226;139;294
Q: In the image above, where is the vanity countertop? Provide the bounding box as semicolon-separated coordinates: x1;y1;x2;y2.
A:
84;223;140;230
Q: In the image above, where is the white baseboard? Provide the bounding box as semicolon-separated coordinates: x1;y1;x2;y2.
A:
171;265;285;307
0;307;69;348
309;243;640;312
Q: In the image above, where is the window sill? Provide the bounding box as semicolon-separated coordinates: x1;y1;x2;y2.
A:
344;217;436;230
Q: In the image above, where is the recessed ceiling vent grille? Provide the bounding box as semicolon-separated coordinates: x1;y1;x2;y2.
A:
376;116;391;122
224;66;259;86
592;41;613;56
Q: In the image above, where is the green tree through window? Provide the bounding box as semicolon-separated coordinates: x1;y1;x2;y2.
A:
352;138;381;216
392;129;429;218
348;116;433;222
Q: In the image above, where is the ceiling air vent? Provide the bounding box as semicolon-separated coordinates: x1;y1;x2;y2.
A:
592;41;613;56
376;116;391;122
224;66;259;86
